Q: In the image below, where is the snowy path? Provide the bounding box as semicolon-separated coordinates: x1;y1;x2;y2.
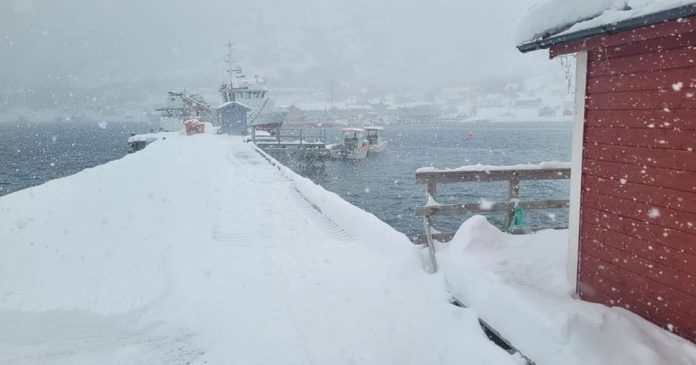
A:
0;134;518;364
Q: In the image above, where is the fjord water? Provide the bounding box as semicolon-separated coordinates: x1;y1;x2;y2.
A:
0;121;571;239
305;122;572;239
0;122;152;196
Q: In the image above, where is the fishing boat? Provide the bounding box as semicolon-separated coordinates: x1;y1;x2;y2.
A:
365;126;387;154
330;128;369;160
218;43;282;133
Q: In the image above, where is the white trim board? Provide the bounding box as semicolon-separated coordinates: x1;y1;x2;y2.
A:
567;51;588;295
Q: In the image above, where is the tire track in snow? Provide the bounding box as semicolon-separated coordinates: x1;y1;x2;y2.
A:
292;193;355;243
247;145;356;244
219;145;355;246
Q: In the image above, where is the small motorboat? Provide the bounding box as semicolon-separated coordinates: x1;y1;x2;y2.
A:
365;126;388;154
330;128;369;159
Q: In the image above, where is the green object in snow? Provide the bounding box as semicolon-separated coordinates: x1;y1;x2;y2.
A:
508;204;525;233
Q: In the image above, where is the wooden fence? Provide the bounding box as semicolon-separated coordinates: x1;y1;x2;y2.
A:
251;128;327;149
414;166;571;272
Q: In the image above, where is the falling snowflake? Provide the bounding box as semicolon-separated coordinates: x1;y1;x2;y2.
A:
479;198;494;210
672;82;684;91
648;208;661;218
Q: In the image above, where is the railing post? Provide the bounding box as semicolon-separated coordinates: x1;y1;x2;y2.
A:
505;177;520;230
300;129;303;147
427;179;437;198
252;126;256;144
422;216;438;273
426;178;437;231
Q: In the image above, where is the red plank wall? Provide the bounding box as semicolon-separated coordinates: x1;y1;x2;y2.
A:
570;19;696;341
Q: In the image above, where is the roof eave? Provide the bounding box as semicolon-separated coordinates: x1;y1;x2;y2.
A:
517;3;696;53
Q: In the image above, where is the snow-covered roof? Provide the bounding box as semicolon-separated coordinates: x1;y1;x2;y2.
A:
517;0;696;53
217;100;251;110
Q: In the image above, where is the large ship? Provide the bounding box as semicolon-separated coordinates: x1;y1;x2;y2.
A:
218;43;283;133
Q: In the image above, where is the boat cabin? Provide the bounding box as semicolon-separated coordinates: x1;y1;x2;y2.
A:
365;126;383;144
518;3;696;342
342;128;365;143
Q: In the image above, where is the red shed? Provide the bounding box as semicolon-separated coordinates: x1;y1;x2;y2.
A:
519;3;696;342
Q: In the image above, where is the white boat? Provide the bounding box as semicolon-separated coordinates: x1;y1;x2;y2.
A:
330;128;369;160
365;126;387;154
218;43;282;133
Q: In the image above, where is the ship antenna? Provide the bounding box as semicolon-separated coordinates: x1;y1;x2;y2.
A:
225;42;235;86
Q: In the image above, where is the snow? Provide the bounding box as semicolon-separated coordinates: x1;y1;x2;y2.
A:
127;124;217;143
127;134;162;143
439;216;696;365
517;0;696;44
217;100;251;110
416;161;571;173
648;207;662;218
479;198;495;211
426;193;441;207
0;134;517;364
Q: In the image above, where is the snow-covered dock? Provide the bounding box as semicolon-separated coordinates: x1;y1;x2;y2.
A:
2;133;695;364
0;134;516;364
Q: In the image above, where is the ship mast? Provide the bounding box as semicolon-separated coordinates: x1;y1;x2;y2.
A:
225;42;236;86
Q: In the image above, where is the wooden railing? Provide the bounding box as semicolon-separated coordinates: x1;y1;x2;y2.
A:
414;165;571;272
251;128;327;149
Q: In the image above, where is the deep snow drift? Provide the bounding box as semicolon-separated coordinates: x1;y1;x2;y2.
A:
440;216;696;365
0;134;518;364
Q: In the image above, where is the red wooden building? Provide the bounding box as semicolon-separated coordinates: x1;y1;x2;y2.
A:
519;3;696;342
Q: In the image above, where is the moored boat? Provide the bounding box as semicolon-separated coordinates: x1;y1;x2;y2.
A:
330;128;369;160
365;126;387;154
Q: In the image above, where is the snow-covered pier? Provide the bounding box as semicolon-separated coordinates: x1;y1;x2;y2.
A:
0;134;515;364
1;133;695;364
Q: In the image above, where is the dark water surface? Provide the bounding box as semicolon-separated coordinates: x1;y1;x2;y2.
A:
0;121;572;239
0;122;151;195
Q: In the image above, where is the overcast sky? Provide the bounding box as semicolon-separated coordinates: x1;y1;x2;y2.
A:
0;0;560;97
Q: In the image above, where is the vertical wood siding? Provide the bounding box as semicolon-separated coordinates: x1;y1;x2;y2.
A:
576;19;696;342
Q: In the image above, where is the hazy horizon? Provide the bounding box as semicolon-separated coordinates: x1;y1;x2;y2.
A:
1;0;566;101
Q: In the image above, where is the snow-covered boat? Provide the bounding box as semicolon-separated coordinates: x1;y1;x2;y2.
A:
365;126;387;154
127;132;165;153
330;128;369;160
